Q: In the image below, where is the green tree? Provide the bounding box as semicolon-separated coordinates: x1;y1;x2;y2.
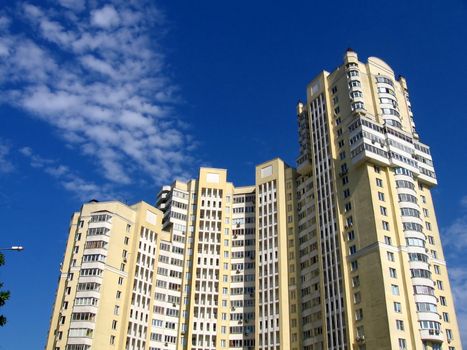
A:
0;252;10;326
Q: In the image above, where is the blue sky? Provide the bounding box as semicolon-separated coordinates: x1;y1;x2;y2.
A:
0;0;466;348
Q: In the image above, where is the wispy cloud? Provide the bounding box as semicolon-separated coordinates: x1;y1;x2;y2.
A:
449;266;467;347
0;138;14;173
19;146;118;201
0;1;195;187
443;196;467;346
443;196;467;251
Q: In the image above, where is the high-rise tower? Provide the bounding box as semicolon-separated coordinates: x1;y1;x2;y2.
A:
295;49;461;350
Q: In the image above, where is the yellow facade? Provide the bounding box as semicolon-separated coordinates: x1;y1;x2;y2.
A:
296;49;461;350
46;201;172;350
46;51;461;350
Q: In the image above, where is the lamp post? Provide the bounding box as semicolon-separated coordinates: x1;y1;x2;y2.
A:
0;246;24;252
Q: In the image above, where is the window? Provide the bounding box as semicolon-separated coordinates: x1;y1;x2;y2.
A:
446;329;453;341
398;179;419;193
426;222;432;231
355;309;363;320
387;252;395;261
384;236;392;245
423;208;429;217
436;280;444;290
352;276;360;287
349;245;357;254
374;165;381;173
434;265;440;274
351;260;358;271
428;236;435;244
344;189;351;198
114;305;120;315
396;320;404;331
398;338;407;350
354;292;361;304
399;193;418;204
380;206;387;216
376;178;383;187
416;302;437;312
378;192;385;201
443;312;450;322
440;296;447;306
357;325;365;338
118;277;123;285
406;237;425;247
110;335;115;345
347;231;355;240
112;320;117;329
382;221;390;231
394;302;402;313
401;208;420;218
391;284;400;295
389;268;397;278
411;269;431;278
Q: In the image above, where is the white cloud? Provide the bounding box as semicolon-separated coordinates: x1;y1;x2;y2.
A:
449;266;467;347
19;146;119;201
0;15;11;30
0;139;14;173
91;5;120;29
443;196;467;251
58;0;86;12
80;54;116;77
443;196;467;347
0;1;197;187
22;3;43;19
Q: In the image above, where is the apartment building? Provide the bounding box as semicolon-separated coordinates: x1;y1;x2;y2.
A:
45;201;182;350
294;49;461;350
46;51;461;350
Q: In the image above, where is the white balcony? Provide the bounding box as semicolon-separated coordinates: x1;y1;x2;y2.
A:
419;329;444;343
88;221;112;231
67;337;93;346
412;277;435;288
417;311;441;323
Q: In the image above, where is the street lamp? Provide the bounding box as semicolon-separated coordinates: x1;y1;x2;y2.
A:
0;246;24;252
